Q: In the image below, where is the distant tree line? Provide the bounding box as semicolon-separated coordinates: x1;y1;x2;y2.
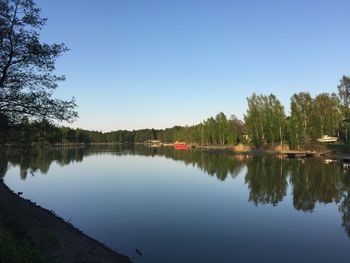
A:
1;75;350;149
1;113;245;146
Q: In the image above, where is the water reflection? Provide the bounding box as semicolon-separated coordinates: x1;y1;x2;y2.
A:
0;145;245;181
339;174;350;236
245;156;350;237
2;145;350;237
245;157;288;206
0;146;86;180
289;159;343;211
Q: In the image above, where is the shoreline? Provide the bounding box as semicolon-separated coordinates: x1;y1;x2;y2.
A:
198;145;350;160
0;180;132;263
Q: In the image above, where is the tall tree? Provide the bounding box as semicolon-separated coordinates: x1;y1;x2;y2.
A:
261;95;286;145
215;112;228;145
310;93;341;139
245;93;285;147
0;0;77;127
269;95;286;146
330;93;343;136
227;115;243;145
289;92;313;147
337;75;350;142
244;93;264;146
338;75;350;118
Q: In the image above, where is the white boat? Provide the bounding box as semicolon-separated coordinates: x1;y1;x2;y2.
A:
317;135;338;143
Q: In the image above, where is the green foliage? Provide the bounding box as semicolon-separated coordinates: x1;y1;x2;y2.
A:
244;77;349;149
310;93;341;139
289;92;314;147
1;112;244;146
244;93;286;147
0;223;48;263
0;0;77;126
288;91;343;148
337;75;350;142
338;75;350;118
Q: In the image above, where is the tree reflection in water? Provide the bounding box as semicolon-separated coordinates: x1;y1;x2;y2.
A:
2;145;350;237
245;156;288;206
339;170;350;237
289;159;343;211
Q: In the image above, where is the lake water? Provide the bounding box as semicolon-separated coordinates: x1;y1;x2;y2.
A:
1;145;350;262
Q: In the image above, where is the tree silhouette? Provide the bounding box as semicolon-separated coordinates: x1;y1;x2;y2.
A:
0;0;77;126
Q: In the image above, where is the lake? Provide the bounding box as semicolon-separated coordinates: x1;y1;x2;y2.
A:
1;145;350;262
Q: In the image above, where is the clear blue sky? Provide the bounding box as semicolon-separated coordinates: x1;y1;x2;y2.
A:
36;0;350;131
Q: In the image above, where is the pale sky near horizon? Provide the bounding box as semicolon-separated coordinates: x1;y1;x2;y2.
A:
36;0;350;132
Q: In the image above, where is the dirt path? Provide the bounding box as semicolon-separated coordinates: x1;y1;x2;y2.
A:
0;180;132;263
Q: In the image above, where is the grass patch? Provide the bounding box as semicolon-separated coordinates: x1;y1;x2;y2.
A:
0;222;49;263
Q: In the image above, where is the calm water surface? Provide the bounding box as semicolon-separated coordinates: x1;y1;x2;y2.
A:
1;145;350;262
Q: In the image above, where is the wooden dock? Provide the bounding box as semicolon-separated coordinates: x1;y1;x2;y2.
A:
341;157;350;167
340;157;350;172
283;151;315;158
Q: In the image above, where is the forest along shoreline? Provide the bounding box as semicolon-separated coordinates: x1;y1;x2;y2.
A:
0;180;132;263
